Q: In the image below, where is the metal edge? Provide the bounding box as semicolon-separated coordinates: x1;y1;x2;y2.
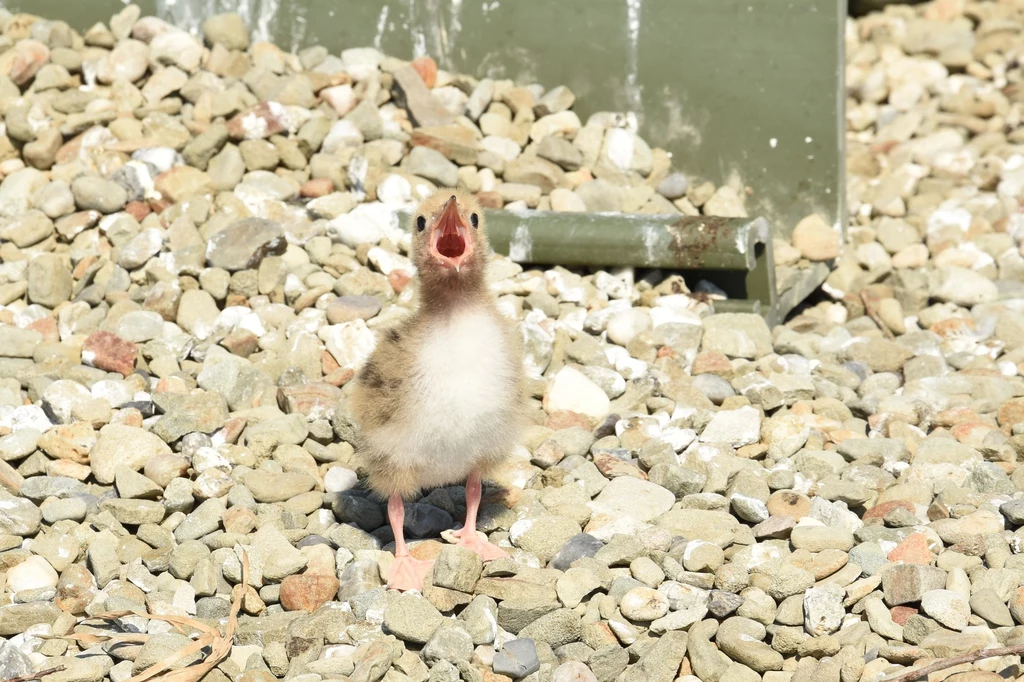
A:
836;0;850;251
767;262;831;327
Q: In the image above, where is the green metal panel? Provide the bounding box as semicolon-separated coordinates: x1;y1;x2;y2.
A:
3;0;846;322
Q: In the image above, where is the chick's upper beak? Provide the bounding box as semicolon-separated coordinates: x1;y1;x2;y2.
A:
429;195;473;271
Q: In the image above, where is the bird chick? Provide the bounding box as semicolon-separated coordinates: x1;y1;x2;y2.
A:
349;189;525;591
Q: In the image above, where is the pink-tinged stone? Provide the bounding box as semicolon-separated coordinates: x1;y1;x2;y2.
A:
37;421;96;464
3;39;50;86
56;564;97;614
930;316;977;340
219;417;247;444
220;329;259;357
998;398;1024;428
28;316;59;343
300;178;334;198
924;0;964;21
154;376;189;394
227;102;289;140
545;411;593;431
862;500;915;525
934;407;983;428
692;350;732;377
112;408;144;427
890;605;918;626
951;421;994;446
280;573;339;612
324;367;355;387
125;200;152;221
388;270;412;294
319;84;356;116
82;331;138;376
593;453;646;480
154;166;214;203
411;56;438;88
827;429;862;444
476;191;503;209
223;506;257;535
131;16;176;43
321;350;340;374
277;383;345;421
47;459;91;481
888;533;933;565
73;256;97;280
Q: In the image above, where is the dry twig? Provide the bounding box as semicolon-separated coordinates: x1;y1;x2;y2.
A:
2;666;66;682
58;551;250;682
883;642;1024;682
861;290;895;341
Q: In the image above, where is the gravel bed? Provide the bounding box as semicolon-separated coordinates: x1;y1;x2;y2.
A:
0;2;1023;682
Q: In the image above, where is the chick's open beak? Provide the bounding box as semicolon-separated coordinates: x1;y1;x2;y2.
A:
429;195;473;271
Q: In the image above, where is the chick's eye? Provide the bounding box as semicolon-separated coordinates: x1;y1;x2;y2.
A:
470;213;479;228
416;215;426;232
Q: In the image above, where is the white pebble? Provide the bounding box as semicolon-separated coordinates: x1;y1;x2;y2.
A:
324;467;359;493
546;367;610;419
8;556;59;593
620;586;670;621
606;309;652;346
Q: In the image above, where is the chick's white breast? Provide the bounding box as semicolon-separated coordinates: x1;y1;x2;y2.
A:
371;307;518;487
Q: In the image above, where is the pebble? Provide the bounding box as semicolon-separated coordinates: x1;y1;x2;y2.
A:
552;662;599;682
920;589;970;631
883;565;948;606
791;214;840;261
699;406;761;447
432;546;483;593
546;367;610;419
493;639;541;679
619;587;670;621
969;589;1013;628
510;515;580;563
803;584;844;636
519;608;582;647
280;573;340;612
327;295;382;324
590;477;674;524
7;555;59;593
206;218;286;271
90;425;171;485
243;471;316;503
712;618;779;673
550;534;605;571
203;13;250;50
70;176;128;214
656;173;688;200
606;309;652;346
324;467;359;493
789;524;854;552
384;593;445;644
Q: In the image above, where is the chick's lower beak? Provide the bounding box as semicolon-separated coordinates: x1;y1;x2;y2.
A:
429;195;473;271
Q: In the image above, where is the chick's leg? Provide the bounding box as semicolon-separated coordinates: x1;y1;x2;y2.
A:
386;494;433;590
453;471;508;561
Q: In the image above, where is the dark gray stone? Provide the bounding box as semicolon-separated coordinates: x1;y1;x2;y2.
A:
493;639;540;679
550;533;604;571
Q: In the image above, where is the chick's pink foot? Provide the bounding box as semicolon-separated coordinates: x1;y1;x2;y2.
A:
454;528;508;561
387;555;434;591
